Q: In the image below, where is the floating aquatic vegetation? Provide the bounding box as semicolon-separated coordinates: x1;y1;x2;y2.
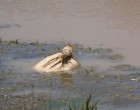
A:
112;64;139;71
95;53;124;61
92;48;114;54
108;54;124;61
30;40;39;46
0;24;21;29
8;39;19;45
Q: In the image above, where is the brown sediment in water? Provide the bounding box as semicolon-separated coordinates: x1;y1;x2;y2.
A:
0;0;140;67
0;0;140;109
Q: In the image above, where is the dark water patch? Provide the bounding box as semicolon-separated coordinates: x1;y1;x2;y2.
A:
108;64;140;75
0;24;11;29
107;54;124;61
0;24;20;29
112;64;139;71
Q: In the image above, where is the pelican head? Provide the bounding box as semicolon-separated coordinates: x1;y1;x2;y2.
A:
67;43;74;49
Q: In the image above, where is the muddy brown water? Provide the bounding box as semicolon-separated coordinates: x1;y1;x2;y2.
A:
0;0;140;66
0;0;140;110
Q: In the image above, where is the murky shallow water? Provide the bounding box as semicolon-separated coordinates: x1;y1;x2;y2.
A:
0;0;140;67
0;42;140;110
0;0;140;109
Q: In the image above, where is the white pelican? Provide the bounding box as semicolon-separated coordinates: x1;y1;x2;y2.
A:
34;43;79;73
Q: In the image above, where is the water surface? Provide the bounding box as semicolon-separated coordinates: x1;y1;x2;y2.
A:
0;0;140;66
0;1;140;110
0;42;140;110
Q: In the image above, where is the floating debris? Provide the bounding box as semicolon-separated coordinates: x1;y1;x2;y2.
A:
108;54;124;60
0;24;11;29
8;39;19;44
130;76;139;82
0;24;21;29
93;48;114;54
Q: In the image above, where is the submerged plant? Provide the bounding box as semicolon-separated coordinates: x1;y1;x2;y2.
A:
68;94;99;110
0;37;2;42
